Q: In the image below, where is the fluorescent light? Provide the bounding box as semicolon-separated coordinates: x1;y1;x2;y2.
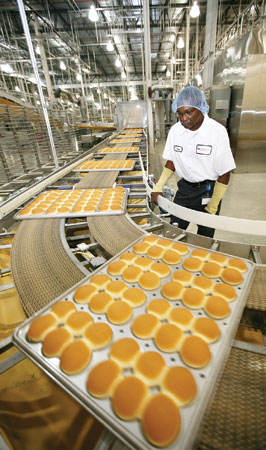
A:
170;34;175;42
107;41;114;51
115;57;121;68
15;85;21;92
76;73;82;81
35;45;41;55
89;5;99;22
166;70;171;77
121;71;126;79
0;63;13;73
190;1;200;18
60;61;66;70
177;38;184;49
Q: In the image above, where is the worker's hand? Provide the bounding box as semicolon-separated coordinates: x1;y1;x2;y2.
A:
151;191;163;205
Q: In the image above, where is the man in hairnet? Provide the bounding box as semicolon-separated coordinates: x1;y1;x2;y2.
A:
151;86;236;238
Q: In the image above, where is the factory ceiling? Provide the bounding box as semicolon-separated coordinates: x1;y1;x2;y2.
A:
0;0;263;105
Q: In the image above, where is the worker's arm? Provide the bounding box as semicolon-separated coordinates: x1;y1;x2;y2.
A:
151;160;175;205
205;171;230;214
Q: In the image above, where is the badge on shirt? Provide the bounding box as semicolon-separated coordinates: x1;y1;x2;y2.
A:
173;145;183;152
196;144;212;155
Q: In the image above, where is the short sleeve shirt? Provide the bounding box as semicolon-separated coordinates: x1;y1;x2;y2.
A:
162;115;236;182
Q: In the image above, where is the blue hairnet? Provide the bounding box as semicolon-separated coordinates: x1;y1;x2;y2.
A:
172;86;209;115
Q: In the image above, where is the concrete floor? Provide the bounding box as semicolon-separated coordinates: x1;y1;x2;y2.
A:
152;139;266;245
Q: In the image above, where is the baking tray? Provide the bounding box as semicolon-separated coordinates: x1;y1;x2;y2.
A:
72;160;136;172
110;138;141;144
14;188;129;220
98;146;139;154
12;236;255;450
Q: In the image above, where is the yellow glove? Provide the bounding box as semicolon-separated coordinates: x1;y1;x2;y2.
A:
152;167;173;192
205;181;228;215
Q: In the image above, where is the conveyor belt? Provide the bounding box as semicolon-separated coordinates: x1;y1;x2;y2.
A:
11;219;85;317
246;265;266;310
199;347;266;449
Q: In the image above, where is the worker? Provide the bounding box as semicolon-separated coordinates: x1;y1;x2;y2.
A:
151;86;236;238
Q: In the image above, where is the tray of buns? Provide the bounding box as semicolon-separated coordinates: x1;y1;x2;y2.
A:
98;146;139;154
72;159;136;172
121;129;143;134
14;187;128;220
110;138;141;144
12;235;255;450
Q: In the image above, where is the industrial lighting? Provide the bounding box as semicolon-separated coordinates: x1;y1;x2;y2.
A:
35;45;41;55
166;69;171;77
107;41;114;51
89;5;99;22
15;85;21;92
170;34;175;42
121;71;126;79
76;73;82;81
60;61;66;70
0;63;13;73
115;57;121;68
177;37;184;49
190;1;200;18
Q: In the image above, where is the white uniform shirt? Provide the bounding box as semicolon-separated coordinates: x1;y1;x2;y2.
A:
163;115;236;182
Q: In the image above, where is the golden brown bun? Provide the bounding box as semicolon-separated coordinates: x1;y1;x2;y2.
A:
147;245;165;259
162;250;181;265
168;307;194;330
204;295;231;319
146;299;171;319
119;252;137;264
42;328;73;357
132;313;159;339
162;366;197;406
221;267;243;285
27;314;57;342
65;311;93;336
107;260;127;276
227;258;248;272
208;253;228;266
192;276;214;293
60;339;92;375
122;266;142;282
106;300;132;324
156;238;173;249
84;322;112;349
190;248;209;260
112;376;148;420
171;242;189;255
90;273;111;289
141;393;181;447
172;270;193;286
138;272;160;290
133;242;150;254
89;292;113;313
182;287;205;309
161;281;183;301
134;256;153;271
201;262;222;278
51;301;76;322
192;317;221;343
142;235;159;245
87;360;121;398
135;351;166;385
122;287;146;307
73;284;97;304
154;323;183;352
213;283;237;302
180;335;211;368
150;262;171;278
110;337;141;367
183;257;202;272
105;280;128;298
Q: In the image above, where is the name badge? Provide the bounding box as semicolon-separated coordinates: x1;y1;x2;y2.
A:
173;145;183;152
196;144;212;155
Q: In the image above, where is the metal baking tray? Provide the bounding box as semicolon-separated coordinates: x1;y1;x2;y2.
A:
72;160;136;172
110;139;141;143
98;147;139;154
14;188;129;220
12;236;255;450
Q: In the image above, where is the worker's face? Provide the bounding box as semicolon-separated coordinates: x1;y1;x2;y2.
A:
177;106;204;131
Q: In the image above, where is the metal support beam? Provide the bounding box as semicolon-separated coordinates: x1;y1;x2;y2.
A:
202;0;219;89
143;0;154;153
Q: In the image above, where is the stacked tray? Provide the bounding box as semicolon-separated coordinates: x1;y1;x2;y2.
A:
98;146;139;154
15;187;129;220
12;235;255;449
73;159;135;172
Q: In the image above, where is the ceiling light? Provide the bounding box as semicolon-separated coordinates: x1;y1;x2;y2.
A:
82;68;89;73
89;5;99;22
107;41;114;51
177;37;184;49
166;69;171;77
76;73;82;81
121;71;126;79
170;34;175;42
115;57;121;68
35;45;41;55
171;57;176;64
114;36;120;44
60;61;66;70
28;76;37;84
15;85;21;92
0;63;13;73
190;1;200;18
